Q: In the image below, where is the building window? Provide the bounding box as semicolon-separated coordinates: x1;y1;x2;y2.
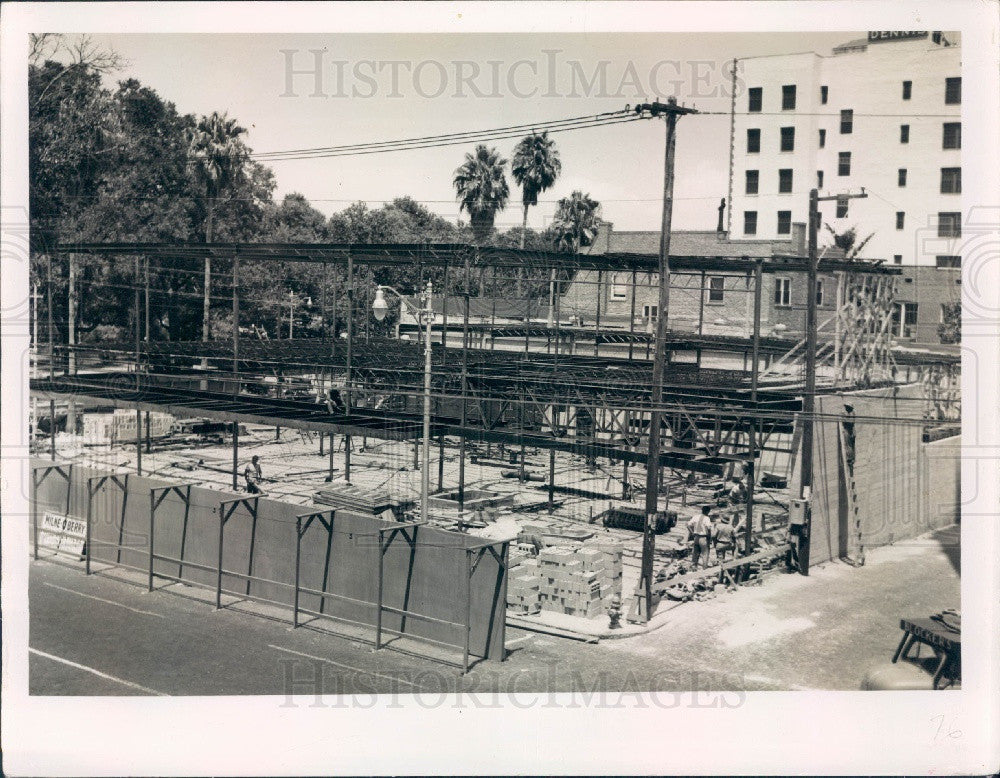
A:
836;196;848;219
820;85;828;104
643;304;658;321
774;277;791;307
747;128;761;153
896;212;905;230
893;254;903;265
840;109;853;134
838;152;851;176
902;80;912;100
898;168;907;187
816;280;824;306
819;128;826;148
745;170;759;195
892;302;918;338
777;210;792;234
940;167;961;194
744;211;758;236
708;276;725;303
748;87;763;112
779;126;795;152
945;77;961;105
938;212;962;238
817;170;824;189
611;275;628;299
900;124;910;143
942;122;961;149
782;84;797;110
778;168;793;193
935;255;961;268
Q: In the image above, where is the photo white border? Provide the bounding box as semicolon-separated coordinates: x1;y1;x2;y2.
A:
2;2;998;775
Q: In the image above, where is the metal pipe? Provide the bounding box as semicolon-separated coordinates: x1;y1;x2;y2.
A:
293;516;302;628
85;480;93;575
216;508;225;609
47;256;55;459
148;491;155;591
628;270;637;361
745;259;763;557
345;253;354;482
375;531;385;649
136;409;142;476
463;548;472;673
458;251;471;509
421;281;433;522
594;270;602;357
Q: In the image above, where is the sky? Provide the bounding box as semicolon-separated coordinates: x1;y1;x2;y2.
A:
88;32;857;232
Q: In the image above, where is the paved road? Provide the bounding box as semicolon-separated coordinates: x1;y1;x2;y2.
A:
29;525;959;697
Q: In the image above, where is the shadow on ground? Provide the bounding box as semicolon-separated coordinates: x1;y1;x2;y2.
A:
931;524;960;575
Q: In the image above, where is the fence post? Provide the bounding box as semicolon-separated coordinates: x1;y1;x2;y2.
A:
216;506;225;609
375;528;385;650
293;515;302;628
148;489;156;592
32;470;39;561
85;479;93;575
463;547;472;674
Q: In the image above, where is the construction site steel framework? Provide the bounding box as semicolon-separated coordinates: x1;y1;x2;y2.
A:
32;239;956;620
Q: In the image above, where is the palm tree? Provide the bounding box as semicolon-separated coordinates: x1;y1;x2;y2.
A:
511;132;561;250
453;144;510;245
552;191;602;254
823;223;875;259
189;111;248;341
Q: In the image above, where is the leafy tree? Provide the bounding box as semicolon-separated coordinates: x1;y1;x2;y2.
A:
938;301;961;344
511;132;561;250
453;145;510;245
552;191;602;253
189;111;251;341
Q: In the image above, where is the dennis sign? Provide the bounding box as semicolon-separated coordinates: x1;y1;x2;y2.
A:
867;31;928;43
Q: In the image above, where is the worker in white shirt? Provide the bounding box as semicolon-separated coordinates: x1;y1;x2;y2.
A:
686;505;714;569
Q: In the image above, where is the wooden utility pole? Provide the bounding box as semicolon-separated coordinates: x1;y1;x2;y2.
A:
632;98;697;623
799;187;867;575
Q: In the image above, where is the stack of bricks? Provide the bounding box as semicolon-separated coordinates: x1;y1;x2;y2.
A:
529;542;624;619
506;555;541;614
580;540;623;605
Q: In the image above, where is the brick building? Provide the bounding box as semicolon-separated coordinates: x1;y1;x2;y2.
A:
558;222;960;345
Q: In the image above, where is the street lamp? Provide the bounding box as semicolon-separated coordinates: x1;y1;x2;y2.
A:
372;281;434;523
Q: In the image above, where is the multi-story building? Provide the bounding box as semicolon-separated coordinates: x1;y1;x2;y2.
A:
727;31;962;269
560;221;961;346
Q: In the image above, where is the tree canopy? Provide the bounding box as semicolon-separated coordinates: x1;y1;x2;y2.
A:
29;36;599;343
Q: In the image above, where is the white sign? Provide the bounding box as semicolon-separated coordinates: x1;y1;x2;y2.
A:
38;512;86;556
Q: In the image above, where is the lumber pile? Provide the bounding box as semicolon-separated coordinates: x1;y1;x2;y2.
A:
312;483;402;515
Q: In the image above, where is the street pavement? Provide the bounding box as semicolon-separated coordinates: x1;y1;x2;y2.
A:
28;525;959;697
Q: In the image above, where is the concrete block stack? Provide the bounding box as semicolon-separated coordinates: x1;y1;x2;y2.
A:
506;556;540;614
524;542;623;619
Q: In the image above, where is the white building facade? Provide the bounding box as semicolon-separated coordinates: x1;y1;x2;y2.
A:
728;32;962;269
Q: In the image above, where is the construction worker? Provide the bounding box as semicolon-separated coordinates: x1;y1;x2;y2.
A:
686;505;713;569
713;514;737;562
243;455;263;494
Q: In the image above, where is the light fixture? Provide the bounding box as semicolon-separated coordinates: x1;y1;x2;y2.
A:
372;286;389;321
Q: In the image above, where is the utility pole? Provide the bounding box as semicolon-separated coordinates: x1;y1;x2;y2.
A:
631;98;697;623
799;187;867;575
